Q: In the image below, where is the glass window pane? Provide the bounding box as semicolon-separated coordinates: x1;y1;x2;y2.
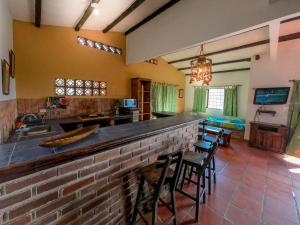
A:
93;89;99;96
85;80;92;88
76;88;83;96
55;78;65;86
100;82;107;88
76;80;83;87
207;89;224;110
66;79;75;87
93;81;99;88
56;87;65;96
100;89;106;96
85;89;92;96
66;88;75;96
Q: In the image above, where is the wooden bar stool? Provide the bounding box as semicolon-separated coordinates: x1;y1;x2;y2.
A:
197;120;208;141
131;151;184;225
193;130;223;195
177;142;218;222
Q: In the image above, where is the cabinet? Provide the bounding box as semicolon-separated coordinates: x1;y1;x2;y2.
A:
249;122;289;153
131;78;152;121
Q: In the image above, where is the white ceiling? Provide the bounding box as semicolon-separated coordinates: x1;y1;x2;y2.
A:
162;18;300;75
8;0;170;32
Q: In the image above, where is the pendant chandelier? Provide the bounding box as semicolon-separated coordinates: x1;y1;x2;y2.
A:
189;44;212;85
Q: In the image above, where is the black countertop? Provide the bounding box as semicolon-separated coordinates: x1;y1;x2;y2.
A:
0;113;202;183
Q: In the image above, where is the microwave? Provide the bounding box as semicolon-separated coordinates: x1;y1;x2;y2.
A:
121;99;137;108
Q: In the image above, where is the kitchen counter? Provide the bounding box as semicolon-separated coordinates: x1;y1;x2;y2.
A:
0;113;202;183
0;113;201;225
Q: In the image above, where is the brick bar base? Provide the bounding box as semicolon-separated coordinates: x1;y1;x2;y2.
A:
0;122;197;225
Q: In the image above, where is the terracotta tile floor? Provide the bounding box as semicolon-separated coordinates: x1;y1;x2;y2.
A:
137;139;300;225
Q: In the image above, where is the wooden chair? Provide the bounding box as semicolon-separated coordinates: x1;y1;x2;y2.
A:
131;150;184;225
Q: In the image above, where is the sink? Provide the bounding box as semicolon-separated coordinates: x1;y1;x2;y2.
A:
21;125;52;136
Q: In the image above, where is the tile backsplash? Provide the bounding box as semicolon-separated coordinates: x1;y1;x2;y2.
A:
17;98;117;120
0;99;17;143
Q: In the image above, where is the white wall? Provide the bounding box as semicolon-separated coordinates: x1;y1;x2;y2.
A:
126;0;300;64
244;39;300;139
185;71;251;119
0;0;15;100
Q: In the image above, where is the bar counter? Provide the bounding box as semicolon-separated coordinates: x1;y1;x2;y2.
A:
0;114;201;225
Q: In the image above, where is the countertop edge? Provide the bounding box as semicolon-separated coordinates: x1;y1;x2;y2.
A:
0;119;200;183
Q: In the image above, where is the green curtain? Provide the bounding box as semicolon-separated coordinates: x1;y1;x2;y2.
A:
286;81;300;156
223;86;238;117
152;83;163;113
162;84;177;112
193;87;207;112
152;83;177;112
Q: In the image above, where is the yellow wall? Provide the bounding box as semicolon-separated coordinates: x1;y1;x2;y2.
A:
13;21;185;112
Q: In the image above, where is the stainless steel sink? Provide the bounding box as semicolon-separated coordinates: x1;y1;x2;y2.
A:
21;125;52;136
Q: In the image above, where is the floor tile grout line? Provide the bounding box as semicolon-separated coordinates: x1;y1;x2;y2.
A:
222;161;246;225
7;142;16;165
287;159;300;225
259;160;268;225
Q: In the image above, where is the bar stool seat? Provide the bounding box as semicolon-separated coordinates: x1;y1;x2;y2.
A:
194;140;212;151
141;163;174;185
183;151;205;165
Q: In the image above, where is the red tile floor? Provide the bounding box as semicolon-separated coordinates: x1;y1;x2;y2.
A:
137;139;300;225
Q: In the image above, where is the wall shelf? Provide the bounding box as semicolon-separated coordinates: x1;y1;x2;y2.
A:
257;109;276;116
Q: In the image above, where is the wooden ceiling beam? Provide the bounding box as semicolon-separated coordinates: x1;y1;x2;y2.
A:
177;58;251;71
75;0;100;32
103;0;146;33
279;32;300;42
281;16;300;24
185;68;251;76
169;40;269;64
125;0;182;35
35;0;42;27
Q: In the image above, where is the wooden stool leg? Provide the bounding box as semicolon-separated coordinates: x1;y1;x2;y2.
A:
201;172;206;204
131;176;144;225
212;156;216;184
180;164;187;190
152;202;158;225
188;166;193;184
207;161;212;195
170;185;178;225
195;169;201;222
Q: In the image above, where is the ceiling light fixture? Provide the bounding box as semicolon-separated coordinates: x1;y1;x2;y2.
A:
93;9;100;15
91;1;100;15
91;2;99;8
190;44;212;85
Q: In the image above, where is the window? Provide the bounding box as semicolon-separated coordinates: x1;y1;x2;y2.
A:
207;88;224;110
77;36;122;55
55;78;107;96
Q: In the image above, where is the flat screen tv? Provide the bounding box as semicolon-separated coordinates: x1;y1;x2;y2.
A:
254;87;290;105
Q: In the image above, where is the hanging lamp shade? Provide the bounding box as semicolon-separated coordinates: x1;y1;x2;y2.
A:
190;44;212;85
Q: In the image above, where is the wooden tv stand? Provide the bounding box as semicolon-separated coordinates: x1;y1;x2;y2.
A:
249;122;288;153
